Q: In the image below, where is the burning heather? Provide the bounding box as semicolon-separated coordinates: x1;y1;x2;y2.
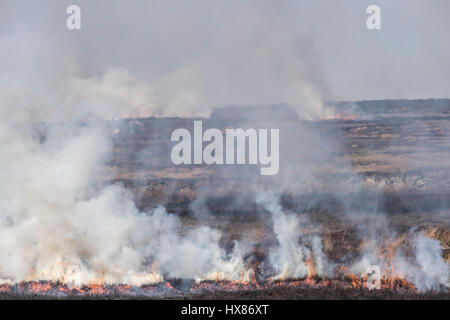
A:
0;277;419;299
0;116;448;298
0;97;448;299
0;1;449;300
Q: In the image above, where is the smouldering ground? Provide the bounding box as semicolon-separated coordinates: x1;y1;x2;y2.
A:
0;277;448;300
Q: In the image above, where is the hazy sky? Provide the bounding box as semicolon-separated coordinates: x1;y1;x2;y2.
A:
0;0;449;118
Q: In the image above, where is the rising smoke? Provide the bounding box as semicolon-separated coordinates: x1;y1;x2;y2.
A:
0;0;448;291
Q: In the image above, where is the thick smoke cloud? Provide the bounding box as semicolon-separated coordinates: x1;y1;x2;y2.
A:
0;1;448;290
0;118;255;285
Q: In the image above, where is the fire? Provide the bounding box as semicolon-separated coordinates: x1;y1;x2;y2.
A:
165;282;175;290
29;282;52;293
0;274;419;298
86;284;107;295
0;284;11;292
306;253;315;278
376;237;407;278
380;276;416;291
0;248;421;297
58;286;72;294
348;273;364;288
117;284;131;293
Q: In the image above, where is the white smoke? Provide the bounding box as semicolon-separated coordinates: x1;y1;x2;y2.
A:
62;67;211;119
0;1;448;293
410;233;449;291
0;0;334;287
0;120;252;286
256;194;329;280
350;228;449;292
